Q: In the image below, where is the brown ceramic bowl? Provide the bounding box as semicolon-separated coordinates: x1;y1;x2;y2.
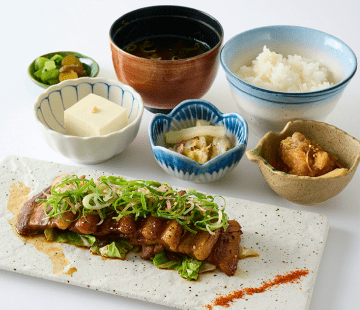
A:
246;120;360;205
109;5;223;113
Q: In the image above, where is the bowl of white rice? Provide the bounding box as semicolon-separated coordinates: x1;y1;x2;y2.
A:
220;25;357;137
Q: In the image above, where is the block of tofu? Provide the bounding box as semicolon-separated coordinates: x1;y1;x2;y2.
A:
64;93;129;137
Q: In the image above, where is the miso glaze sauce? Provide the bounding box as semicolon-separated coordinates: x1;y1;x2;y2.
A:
7;182;72;275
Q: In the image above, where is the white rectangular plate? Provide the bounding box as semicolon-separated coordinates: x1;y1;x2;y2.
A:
0;156;329;310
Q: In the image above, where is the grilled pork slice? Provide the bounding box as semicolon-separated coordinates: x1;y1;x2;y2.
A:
94;214;137;236
122;216;242;276
177;229;220;261
16;186;76;235
141;244;165;260
16;188;138;237
17;182;243;277
159;219;183;251
125;217;183;252
74;213;100;234
141;216;164;241
207;220;242;276
129;219;243;276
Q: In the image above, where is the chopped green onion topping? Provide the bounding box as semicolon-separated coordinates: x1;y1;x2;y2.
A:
36;175;229;234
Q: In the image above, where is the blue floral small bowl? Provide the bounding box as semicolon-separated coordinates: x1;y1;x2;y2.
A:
149;100;248;183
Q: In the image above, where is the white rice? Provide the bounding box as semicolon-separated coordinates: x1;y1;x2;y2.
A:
236;46;333;92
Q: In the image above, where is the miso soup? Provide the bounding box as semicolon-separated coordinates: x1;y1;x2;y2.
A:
123;35;210;60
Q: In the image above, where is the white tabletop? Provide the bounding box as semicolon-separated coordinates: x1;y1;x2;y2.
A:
1;1;359;309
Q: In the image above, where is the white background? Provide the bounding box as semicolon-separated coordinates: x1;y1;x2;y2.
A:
0;0;359;309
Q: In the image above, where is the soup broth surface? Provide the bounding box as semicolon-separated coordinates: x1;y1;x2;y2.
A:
124;35;210;60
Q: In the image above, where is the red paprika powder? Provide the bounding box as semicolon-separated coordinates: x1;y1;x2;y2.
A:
205;268;309;309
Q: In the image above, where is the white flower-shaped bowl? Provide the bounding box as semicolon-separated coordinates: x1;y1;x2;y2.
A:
34;77;144;164
149;100;248;183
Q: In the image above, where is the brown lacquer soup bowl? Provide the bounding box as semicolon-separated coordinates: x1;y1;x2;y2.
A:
109;5;223;113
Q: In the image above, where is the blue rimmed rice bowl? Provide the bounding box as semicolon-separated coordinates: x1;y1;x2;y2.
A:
220;25;357;137
34;77;144;164
149;100;248;183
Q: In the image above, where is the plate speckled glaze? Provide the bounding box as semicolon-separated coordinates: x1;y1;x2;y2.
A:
0;156;329;310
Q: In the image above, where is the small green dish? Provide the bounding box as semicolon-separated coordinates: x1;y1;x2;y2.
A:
28;51;99;88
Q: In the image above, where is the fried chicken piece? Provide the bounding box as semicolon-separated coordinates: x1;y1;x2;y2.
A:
279;132;342;177
313;151;334;172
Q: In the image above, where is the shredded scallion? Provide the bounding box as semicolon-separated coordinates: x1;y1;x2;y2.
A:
36;175;229;234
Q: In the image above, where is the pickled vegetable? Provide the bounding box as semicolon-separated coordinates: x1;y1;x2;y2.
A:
61;55;83;68
167;120;233;164
60;64;86;77
34;56;49;71
165;126;226;144
33;53;88;85
41;68;60;84
43;60;56;72
59;70;78;82
50;54;64;66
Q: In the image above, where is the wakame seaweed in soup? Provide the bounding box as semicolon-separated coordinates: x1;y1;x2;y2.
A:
123;35;210;60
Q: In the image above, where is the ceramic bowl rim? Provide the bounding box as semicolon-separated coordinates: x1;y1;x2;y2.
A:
109;5;224;63
220;25;358;97
149;99;248;168
34;77;144;141
28;51;100;88
246;119;360;180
